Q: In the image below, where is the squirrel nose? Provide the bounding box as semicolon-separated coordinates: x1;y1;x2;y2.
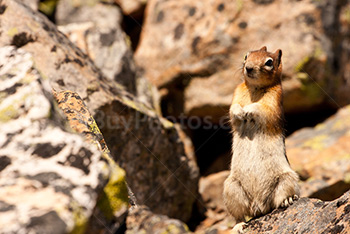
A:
245;66;253;73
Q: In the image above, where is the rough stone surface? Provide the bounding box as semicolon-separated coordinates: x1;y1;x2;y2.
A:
18;0;38;10
55;0;111;25
126;206;190;234
115;0;147;16
0;46;110;233
196;171;233;233
97;100;200;222
53;90;129;233
0;0;199;222
287;105;350;201
57;0;160;111
243;190;350;233
57;2;138;94
0;0;127;116
199;171;228;213
136;0;350;122
322;0;350;108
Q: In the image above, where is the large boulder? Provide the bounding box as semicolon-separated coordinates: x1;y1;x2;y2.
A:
243;190;350;233
135;0;350;122
287;105;350;201
0;46;112;233
196;170;350;233
196;171;233;233
56;1;137;94
56;0;159;111
0;0;199;222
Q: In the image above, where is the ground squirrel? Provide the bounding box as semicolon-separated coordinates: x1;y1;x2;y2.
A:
223;46;300;233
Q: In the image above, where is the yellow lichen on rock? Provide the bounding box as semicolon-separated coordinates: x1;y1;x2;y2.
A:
302;134;328;150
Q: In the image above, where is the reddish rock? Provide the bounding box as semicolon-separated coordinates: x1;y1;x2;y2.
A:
199;171;229;212
196;171;234;234
243;190;350;233
136;0;350;122
287;105;350;200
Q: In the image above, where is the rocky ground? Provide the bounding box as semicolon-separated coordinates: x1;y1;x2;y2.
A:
1;0;350;233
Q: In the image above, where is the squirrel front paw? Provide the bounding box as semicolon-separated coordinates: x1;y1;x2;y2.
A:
230;104;244;121
243;103;261;121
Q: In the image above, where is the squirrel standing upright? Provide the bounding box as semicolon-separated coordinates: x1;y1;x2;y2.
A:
223;46;300;233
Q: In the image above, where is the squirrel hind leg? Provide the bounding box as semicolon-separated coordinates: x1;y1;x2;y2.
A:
272;172;300;209
223;176;251;223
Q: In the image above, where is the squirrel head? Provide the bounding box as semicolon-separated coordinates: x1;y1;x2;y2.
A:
242;46;282;87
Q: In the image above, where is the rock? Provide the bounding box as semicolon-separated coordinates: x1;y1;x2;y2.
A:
115;0;147;16
0;0;124;115
56;2;138;94
287;105;350;201
53;90;129;233
19;0;38;10
126;206;190;234
97;100;200;222
56;0;160;110
136;0;350;122
55;0;113;25
0;46;110;233
320;0;350;107
243;190;350;233
199;171;229;213
196;171;233;234
0;0;199;222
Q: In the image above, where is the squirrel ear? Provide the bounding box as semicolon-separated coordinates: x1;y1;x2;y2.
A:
274;49;282;66
260;46;267;52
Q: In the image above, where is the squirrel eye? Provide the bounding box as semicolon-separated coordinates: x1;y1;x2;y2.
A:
244;54;247;60
265;59;273;67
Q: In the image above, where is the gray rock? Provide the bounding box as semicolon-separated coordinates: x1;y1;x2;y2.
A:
18;0;38;10
0;46;110;233
0;0;199;222
57;2;138;94
56;1;160;110
126;206;190;234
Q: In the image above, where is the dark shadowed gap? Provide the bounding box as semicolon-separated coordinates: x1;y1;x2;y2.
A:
121;6;145;51
284;107;338;136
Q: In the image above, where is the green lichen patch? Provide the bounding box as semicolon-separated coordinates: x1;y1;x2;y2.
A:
39;0;59;16
70;202;88;234
96;162;128;220
295;57;311;73
300;79;322;102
